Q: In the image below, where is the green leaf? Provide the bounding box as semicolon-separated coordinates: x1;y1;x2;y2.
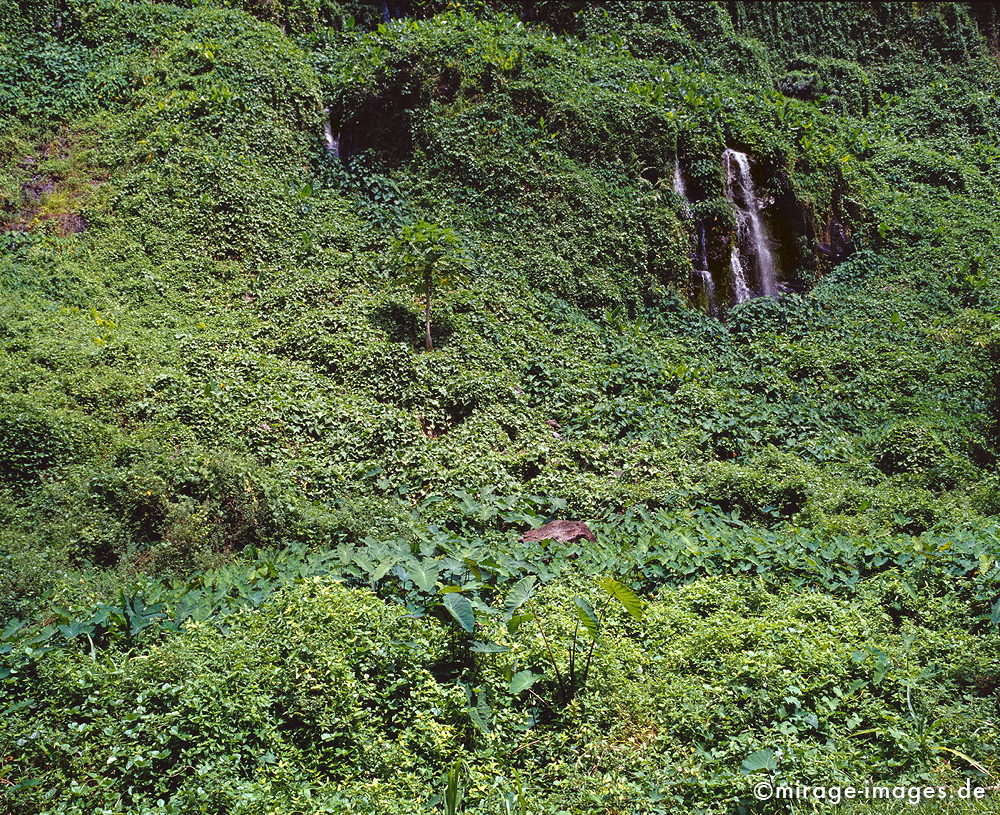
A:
407;560;439;593
503;575;537;620
443;593;475;633
741;748;777;774
371;558;395;583
58;621;83;639
469;641;510;653
462;558;483;580
1;619;25;640
468;703;491;735
597;576;644;620
506;611;534;635
444;760;465;815
572;596;600;640
990;597;1000;628
508;670;539;695
929;745;990;775
2;698;32;716
468;693;493;735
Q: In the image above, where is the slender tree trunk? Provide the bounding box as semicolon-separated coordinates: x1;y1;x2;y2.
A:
424;266;433;351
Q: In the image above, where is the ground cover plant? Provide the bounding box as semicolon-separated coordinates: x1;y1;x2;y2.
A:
1;1;999;813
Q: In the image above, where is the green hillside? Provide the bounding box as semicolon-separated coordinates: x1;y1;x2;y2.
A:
1;1;999;812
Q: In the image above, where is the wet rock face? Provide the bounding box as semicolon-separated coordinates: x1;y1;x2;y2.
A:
675;149;860;311
519;520;596;544
816;218;853;265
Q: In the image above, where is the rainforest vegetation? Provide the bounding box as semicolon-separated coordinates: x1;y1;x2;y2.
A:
1;1;999;813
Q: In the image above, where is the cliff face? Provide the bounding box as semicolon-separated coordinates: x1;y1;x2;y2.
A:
1;3;999;812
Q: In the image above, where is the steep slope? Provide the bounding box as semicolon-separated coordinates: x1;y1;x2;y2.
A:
1;2;999;813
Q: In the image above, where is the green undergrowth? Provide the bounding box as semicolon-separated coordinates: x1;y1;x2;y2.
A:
1;1;1000;813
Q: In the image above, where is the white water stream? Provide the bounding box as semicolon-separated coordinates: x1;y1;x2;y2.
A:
723;148;778;297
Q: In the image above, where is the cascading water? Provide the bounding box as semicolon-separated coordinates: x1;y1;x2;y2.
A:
322;109;340;158
673;160;717;315
695;225;718;313
729;247;752;303
722;148;778;298
672;160;691;217
696;268;718;310
381;1;405;22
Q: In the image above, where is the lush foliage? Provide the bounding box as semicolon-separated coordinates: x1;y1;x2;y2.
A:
1;1;999;813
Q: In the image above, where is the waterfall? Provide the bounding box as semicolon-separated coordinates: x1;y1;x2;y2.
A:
674;160;717;314
672;159;691;217
696;267;718;312
695;224;717;314
723;148;778;297
729;247;752;303
322;109;340;158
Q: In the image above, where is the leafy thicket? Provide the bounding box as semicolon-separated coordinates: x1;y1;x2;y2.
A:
1;1;999;813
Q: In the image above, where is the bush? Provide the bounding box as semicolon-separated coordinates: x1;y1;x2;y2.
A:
0;399;97;490
701;448;816;522
3;578;459;812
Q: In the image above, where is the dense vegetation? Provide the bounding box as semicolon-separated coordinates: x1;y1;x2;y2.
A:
1;1;999;812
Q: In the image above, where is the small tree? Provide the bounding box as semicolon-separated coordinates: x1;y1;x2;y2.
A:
392;220;465;351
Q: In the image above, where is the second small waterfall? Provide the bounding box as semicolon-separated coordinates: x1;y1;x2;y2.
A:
729;247;752;303
674;161;718;314
323;109;340;158
723;149;778;297
672;160;692;217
